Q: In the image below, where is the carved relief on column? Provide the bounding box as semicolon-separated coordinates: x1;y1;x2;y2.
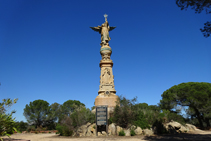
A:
100;67;114;85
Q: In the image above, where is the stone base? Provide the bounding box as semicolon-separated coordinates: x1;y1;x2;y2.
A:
92;94;119;118
95;94;118;107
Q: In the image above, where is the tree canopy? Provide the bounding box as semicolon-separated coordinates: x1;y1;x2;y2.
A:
60;100;85;117
23;99;50;127
176;0;211;37
160;82;211;128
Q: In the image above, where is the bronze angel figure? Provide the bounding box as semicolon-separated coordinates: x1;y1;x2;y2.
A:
90;20;116;46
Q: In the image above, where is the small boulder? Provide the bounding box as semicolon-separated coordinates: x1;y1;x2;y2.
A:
116;126;123;135
109;123;116;135
102;131;107;136
124;129;131;136
135;127;142;135
98;132;102;136
130;125;136;130
143;129;153;136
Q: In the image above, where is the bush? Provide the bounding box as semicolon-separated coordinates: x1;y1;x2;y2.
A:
113;96;137;128
0;98;18;140
133;112;150;129
56;124;73;136
70;106;95;128
56;116;74;136
119;130;125;136
15;121;28;132
130;129;136;136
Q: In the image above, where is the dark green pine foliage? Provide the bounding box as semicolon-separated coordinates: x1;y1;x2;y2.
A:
160;82;211;128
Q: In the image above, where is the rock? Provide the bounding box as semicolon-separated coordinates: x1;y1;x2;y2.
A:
86;122;91;126
163;123;177;134
163;121;184;134
169;121;181;129
109;123;116;135
124;129;131;136
179;125;188;133
86;123;96;136
185;124;196;131
98;132;102;136
116;126;123;135
102;131;107;136
143;129;153;136
77;125;88;137
135;127;142;135
130;125;136;130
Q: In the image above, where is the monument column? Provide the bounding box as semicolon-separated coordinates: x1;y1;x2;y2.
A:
91;14;118;113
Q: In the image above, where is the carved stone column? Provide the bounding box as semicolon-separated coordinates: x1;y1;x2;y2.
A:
94;44;118;110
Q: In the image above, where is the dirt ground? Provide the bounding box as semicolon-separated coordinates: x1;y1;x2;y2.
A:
2;129;211;141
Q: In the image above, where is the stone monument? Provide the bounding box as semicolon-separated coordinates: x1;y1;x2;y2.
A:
90;14;118;114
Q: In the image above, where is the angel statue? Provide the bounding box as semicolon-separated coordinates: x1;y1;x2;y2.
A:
90;14;116;46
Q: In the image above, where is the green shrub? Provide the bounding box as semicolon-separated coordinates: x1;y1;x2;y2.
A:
119;130;125;136
130;129;136;136
108;117;113;124
0;98;19;140
56;124;63;135
70;106;95;128
134;112;150;129
62;126;73;136
56;116;74;136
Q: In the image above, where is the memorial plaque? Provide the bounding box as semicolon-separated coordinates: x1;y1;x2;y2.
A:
96;105;107;125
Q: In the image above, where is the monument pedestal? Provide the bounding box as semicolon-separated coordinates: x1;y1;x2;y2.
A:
95;94;118;107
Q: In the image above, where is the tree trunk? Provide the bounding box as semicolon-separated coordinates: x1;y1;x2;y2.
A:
194;107;204;128
205;118;210;128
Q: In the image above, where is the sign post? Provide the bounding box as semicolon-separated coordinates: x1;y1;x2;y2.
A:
96;105;108;136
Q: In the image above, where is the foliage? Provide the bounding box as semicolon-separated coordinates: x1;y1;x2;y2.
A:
23;99;51;127
160;82;211;128
176;0;211;37
133;112;150;129
130;129;136;136
118;130;125;136
56;116;73;136
153;113;168;134
45;102;61;130
0;98;18;140
113;96;137;128
14;121;28;132
108;117;113;124
61;100;85;116
26;126;35;132
70;105;95;128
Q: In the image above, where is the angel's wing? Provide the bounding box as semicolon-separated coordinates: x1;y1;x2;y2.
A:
90;26;101;33
109;26;116;31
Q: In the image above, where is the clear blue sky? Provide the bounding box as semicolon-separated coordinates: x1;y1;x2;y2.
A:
0;0;210;122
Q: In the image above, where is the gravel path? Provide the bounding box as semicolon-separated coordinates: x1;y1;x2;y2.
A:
2;130;211;141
